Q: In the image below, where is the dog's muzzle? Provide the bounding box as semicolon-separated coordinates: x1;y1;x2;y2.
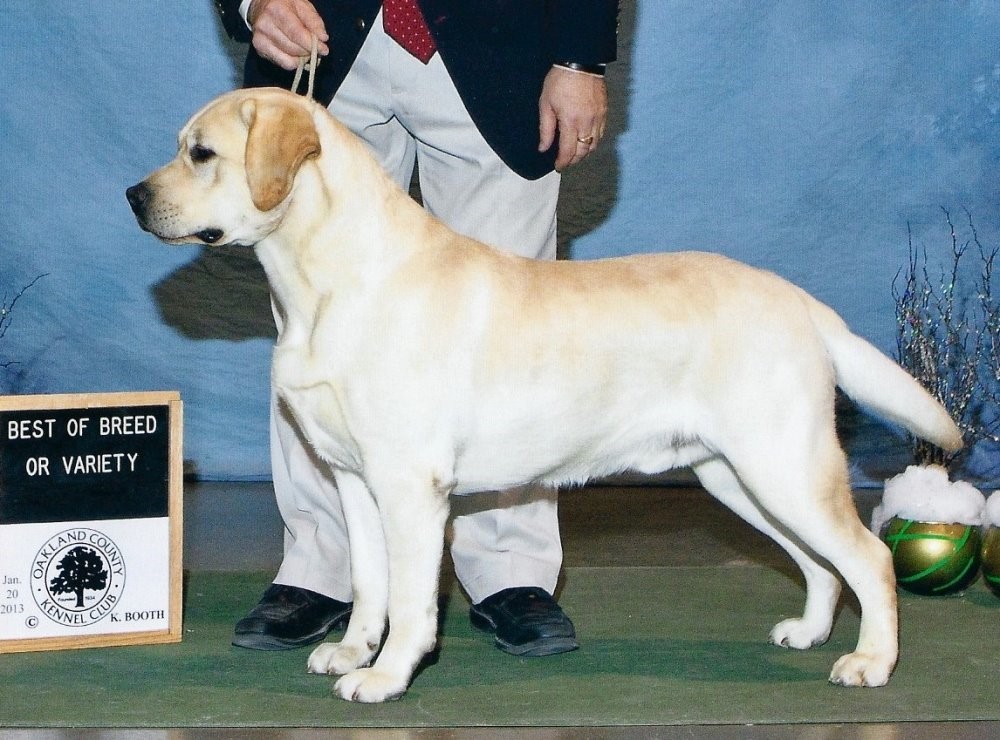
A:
125;182;224;244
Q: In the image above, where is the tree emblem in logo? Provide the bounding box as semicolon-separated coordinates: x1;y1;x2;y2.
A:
48;546;108;608
32;528;125;627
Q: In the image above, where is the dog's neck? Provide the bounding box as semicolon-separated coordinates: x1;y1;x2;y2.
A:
253;113;440;346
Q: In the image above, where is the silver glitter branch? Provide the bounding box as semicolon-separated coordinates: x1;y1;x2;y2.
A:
893;208;1000;468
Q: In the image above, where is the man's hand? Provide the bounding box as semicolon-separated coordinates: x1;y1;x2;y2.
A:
538;66;609;171
247;0;330;71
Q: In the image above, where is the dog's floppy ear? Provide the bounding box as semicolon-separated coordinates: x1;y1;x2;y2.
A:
241;97;321;212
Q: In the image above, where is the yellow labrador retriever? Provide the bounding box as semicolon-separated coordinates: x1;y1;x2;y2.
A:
127;88;961;703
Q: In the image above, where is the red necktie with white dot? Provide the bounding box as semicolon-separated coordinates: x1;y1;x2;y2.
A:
383;0;437;64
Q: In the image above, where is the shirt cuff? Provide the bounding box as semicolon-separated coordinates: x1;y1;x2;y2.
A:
553;62;607;77
239;0;253;29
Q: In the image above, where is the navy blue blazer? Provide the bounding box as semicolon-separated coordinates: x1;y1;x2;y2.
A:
216;1;618;179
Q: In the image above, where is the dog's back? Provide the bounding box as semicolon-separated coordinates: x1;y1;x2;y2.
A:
436;250;959;493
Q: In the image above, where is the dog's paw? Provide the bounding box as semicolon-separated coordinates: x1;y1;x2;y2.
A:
769;618;830;650
333;667;409;703
828;652;895;687
307;641;375;676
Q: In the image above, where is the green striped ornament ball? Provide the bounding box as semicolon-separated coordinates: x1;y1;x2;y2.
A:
981;526;1000;597
883;517;981;596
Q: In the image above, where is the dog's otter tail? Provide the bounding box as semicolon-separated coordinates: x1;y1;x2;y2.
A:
805;295;963;453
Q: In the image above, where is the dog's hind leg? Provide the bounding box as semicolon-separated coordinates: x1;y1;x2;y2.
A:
723;439;898;688
692;456;841;650
308;469;388;677
332;466;452;703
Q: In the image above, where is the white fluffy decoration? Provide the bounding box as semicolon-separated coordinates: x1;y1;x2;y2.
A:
871;465;986;534
986;491;1000;528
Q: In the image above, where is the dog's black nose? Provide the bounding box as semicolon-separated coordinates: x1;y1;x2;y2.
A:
126;182;149;216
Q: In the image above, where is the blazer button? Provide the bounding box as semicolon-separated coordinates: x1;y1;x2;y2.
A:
354;17;367;32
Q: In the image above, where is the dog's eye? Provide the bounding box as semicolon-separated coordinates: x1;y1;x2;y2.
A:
190;144;216;163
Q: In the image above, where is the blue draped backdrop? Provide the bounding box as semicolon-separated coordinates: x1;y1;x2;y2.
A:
2;1;998;484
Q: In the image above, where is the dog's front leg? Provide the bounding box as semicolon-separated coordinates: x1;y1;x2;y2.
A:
307;469;388;677
333;468;451;703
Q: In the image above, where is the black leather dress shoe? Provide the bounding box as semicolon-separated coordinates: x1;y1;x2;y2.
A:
469;586;578;657
232;583;352;650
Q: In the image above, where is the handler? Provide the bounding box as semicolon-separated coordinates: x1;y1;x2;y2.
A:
215;0;618;657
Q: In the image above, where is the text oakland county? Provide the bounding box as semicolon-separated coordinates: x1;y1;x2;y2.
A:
6;414;157;477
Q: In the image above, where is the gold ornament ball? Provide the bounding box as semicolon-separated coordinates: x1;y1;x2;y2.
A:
882;518;981;596
982;526;1000;597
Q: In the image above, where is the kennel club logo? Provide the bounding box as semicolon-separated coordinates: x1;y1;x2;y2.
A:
31;528;126;627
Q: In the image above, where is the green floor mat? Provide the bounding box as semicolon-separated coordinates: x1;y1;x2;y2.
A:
1;567;997;728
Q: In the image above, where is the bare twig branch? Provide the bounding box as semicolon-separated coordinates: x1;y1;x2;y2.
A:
894;210;1000;469
0;273;48;371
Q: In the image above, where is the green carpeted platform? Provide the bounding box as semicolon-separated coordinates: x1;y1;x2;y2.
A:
1;567;997;728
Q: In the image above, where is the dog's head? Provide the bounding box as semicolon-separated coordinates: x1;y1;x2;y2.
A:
126;88;321;247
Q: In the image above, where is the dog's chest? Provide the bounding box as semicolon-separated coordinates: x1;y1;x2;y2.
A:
274;347;362;471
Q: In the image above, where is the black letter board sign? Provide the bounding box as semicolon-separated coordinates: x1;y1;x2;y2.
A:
0;391;182;652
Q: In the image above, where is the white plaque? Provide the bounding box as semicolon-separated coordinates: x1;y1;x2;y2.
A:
0;392;182;652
